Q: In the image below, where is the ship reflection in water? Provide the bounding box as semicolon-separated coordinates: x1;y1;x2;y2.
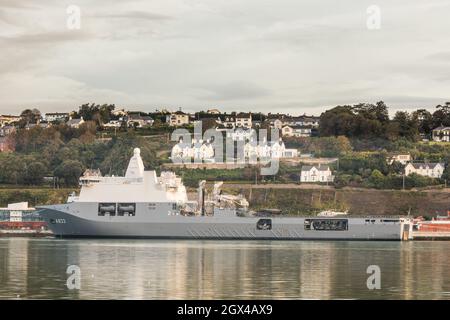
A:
1;238;450;299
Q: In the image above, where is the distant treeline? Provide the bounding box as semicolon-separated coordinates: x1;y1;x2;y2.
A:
319;101;449;141
0;122;162;187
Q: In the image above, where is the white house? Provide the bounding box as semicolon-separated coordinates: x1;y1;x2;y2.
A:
404;163;445;178
432;126;450;142
297;116;320;128
112;109;128;117
127;114;154;128
45;112;69;122
103;120;122;128
282;125;312;137
235;113;252;128
66;117;85;128
224;127;256;142
171;138;215;162
244;138;298;161
300;165;334;183
215;116;236;129
387;153;411;165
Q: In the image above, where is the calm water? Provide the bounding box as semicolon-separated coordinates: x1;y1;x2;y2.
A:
1;238;450;299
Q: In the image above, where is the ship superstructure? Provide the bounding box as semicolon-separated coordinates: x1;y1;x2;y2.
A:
38;148;412;240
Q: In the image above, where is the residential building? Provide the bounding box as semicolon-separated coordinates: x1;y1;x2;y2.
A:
267;114;320;130
0;125;16;137
272;119;283;129
45;112;69;122
0;115;20;126
103;120;122;128
281;125;312;137
25;122;52;130
127;114;154;128
206;109;221;114
432;126;450;142
252;120;262;128
166;111;190;126
387;153;411;165
171;138;215;162
404;163;445;178
244;138;298;161
296;115;320;128
112;109;128;118
223;127;256;142
66;116;85;128
300;165;334;183
217;116;235;129
235;113;252;129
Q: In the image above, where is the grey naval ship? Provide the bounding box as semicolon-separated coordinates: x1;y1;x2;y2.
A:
38;148;412;240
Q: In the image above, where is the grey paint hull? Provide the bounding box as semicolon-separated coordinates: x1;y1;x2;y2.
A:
39;207;409;241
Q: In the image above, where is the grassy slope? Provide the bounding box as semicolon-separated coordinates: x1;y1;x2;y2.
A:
1;185;448;217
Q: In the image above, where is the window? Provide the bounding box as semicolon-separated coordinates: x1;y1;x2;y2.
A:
304;219;312;230
256;219;272;230
98;203;116;216
309;219;348;231
117;203;136;216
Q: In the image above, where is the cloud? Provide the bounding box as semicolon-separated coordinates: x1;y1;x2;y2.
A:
95;11;172;21
199;82;271;101
425;51;450;62
1;0;450;115
0;30;91;45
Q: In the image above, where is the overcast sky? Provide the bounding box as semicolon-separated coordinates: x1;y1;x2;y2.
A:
1;0;450;115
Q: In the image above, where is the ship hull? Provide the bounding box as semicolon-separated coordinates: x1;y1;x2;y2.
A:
39;207;410;241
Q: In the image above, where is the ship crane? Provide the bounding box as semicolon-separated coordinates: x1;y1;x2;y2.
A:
210;182;249;209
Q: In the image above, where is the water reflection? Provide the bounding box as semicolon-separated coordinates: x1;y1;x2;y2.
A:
0;238;449;299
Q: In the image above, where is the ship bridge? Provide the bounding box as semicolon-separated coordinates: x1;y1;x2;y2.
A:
76;148;188;204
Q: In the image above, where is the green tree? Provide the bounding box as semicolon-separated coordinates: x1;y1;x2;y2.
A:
54;160;84;186
23;161;47;185
368;169;385;188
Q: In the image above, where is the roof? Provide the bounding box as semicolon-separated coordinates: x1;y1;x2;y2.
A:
283;125;311;130
236;112;252;119
0;115;20;118
433;126;450;131
301;165;331;172
46;112;69;116
67;118;83;125
128;114;153;121
407;163;444;169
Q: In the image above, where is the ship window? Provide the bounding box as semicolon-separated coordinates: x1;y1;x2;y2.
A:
98;203;116;216
256;219;272;230
304;219;311;230
118;203;136;216
381;219;398;223
148;203;156;210
172;203;177;210
310;219;348;231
